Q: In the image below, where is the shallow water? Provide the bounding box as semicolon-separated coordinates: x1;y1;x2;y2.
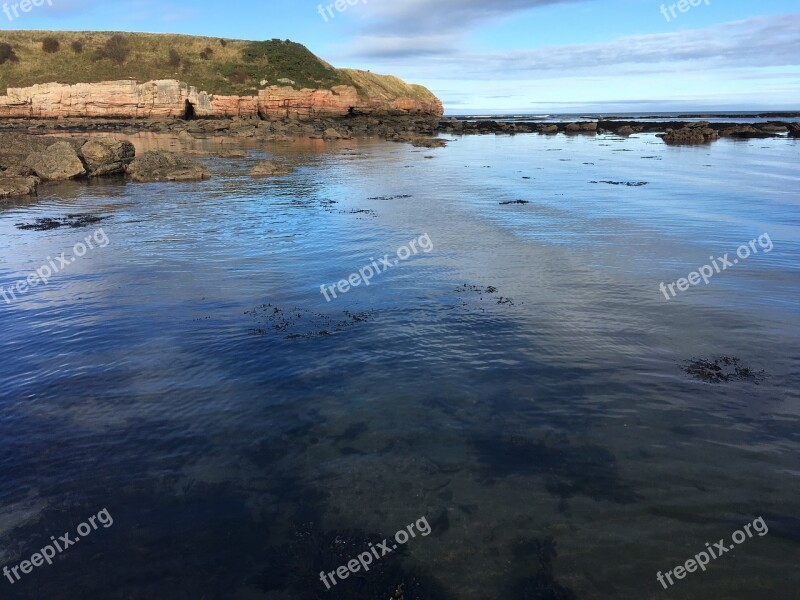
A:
1;132;799;599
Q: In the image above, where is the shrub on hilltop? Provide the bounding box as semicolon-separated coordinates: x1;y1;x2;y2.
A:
0;43;19;65
42;37;60;53
96;35;131;65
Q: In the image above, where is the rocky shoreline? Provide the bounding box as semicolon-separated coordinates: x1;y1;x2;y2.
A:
2;114;797;143
1;114;798;199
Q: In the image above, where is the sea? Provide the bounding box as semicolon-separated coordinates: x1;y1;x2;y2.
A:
0;129;798;599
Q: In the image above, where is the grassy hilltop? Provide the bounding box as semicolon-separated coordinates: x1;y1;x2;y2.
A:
0;31;436;101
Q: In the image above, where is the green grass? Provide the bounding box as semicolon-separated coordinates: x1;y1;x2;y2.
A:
0;31;438;102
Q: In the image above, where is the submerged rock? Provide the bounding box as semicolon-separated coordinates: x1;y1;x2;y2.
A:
250;161;293;177
127;150;210;182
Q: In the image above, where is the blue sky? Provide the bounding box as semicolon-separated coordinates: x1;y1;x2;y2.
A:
3;0;799;113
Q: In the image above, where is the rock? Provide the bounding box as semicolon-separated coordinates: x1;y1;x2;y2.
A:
758;124;787;132
564;122;597;133
538;125;558;134
391;134;447;147
251;161;293;177
0;132;82;168
788;124;800;138
0;174;39;198
658;125;719;145
127;151;209;182
79;138;135;176
2;164;36;176
616;126;635;136
718;125;774;139
323;127;344;140
24;141;87;180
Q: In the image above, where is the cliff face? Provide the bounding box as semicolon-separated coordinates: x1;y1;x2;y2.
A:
0;79;444;120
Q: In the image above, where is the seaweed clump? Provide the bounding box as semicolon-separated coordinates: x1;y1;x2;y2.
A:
16;214;109;231
683;356;765;384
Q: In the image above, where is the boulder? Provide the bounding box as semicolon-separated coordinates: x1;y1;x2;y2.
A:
538;125;558;134
788;124;800;138
24;141;87;180
323;127;344;140
658;124;719;145
0;133;83;169
126;151;210;182
0;174;39;198
251;161;293;177
616;126;635;136
80;138;136;176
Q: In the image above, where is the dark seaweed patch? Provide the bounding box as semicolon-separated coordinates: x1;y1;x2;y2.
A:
590;180;648;186
367;194;412;200
683;356;765;384
455;284;517;307
15;214;110;231
245;304;375;339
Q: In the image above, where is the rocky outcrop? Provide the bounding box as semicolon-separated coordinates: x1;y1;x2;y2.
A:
718;125;774;139
564;121;597;133
658;122;720;145
0;79;444;120
127;150;209;182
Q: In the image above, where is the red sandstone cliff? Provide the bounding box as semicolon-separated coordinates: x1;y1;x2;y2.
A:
0;79;444;120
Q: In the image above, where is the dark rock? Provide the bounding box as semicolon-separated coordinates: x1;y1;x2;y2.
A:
0;174;39;198
127;150;209;182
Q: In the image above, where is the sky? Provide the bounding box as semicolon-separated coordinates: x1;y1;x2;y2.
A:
2;0;799;113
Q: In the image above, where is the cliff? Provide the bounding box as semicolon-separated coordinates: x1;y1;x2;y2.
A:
0;79;442;119
0;31;443;120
